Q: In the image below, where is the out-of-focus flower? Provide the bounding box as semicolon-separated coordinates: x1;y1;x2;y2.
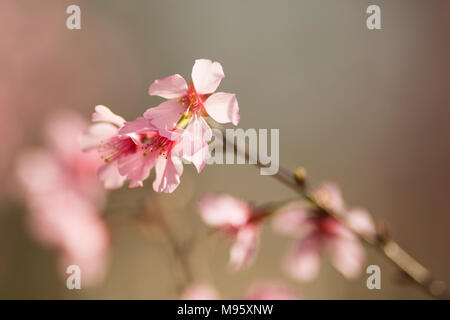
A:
181;281;299;300
312;182;346;216
244;281;300;300
272;184;375;282
180;283;221;300
146;59;239;172
197;194;262;271
16;110;109;286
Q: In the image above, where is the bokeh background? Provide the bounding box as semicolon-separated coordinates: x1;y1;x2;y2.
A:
0;0;449;299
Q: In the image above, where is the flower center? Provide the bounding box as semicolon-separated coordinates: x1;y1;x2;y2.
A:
99;137;136;163
142;134;173;159
179;82;206;115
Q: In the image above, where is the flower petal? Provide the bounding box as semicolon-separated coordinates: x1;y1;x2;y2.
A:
229;224;260;271
153;155;183;193
79;123;118;151
346;208;376;238
180;283;220;300
143;100;186;132
328;236;365;279
313;182;346;215
284;235;321;282
148;74;188;99
118;149;158;188
174;116;212;172
271;203;313;238
118;117;156;145
191;59;224;94
204;92;239;125
97;162;127;189
92;105;126;127
197;194;251;229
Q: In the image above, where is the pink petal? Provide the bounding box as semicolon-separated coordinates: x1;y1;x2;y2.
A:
79;123;118;151
98;162;127;189
327;236;365;279
92;105;126;127
118;117;156;145
152;155;183;193
174;116;212;172
180;283;220;300
229;224;260;271
313;182;346;215
284;235;321;282
118;149;158;188
56;200;109;286
346;208;376;237
271;203;313;238
191;59;224;94
148;74;188;99
16;149;62;195
143;100;186;132
24;189;109;287
197;194;251;229
203;92;240;125
44;109;88;161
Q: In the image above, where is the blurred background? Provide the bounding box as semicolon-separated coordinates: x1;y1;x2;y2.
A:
0;0;449;299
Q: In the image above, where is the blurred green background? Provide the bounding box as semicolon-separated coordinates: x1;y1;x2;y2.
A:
0;0;449;299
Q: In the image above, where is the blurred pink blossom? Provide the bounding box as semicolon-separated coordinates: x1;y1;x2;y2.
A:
180;283;221;300
272;184;375;282
181;281;299;300
146;59;240;172
197;194;262;271
16;110;109;286
312;182;347;216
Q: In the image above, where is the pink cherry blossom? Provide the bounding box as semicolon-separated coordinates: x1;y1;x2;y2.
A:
80;105;129;189
82;106;186;192
146;59;240;172
272;184;375;282
116;117;184;192
180;283;221;300
197;194;262;271
16;110;109;286
312;182;347;216
180;281;299;300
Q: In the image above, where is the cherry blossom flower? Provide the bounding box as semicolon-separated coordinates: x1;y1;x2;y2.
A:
82;105;187;192
80;105;129;189
16;110;109;286
146;59;240;172
272;184;375;282
181;281;299;300
180;283;221;300
116;117;184;192
312;182;346;216
197;194;262;271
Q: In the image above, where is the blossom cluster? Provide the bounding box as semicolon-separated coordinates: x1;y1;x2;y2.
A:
16;110;109;286
82;59;240;193
197;183;375;283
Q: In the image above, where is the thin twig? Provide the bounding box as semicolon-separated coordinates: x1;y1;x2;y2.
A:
136;196;194;294
223;134;450;299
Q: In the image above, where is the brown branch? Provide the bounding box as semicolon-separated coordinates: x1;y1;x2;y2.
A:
223;134;450;299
